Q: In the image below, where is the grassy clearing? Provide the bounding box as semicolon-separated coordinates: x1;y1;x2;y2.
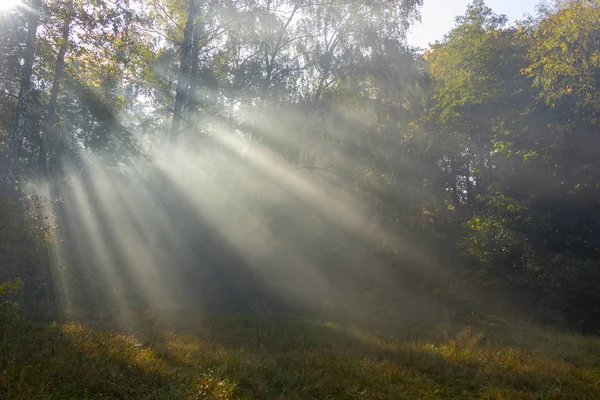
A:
1;314;599;399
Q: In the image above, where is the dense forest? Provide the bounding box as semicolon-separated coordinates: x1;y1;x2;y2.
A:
1;0;599;398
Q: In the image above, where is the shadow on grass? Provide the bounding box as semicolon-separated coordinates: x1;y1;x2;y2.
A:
1;315;599;399
0;322;205;399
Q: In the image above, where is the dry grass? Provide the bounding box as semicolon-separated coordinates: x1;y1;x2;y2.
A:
1;314;599;399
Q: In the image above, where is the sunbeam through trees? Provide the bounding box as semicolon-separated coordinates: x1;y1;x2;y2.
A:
1;0;600;398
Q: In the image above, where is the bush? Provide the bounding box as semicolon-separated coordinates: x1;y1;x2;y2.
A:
0;194;55;319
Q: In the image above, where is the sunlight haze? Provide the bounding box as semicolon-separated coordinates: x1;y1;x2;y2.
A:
1;0;599;397
0;0;21;11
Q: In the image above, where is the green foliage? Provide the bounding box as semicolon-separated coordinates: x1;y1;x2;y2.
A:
523;1;600;116
421;1;600;333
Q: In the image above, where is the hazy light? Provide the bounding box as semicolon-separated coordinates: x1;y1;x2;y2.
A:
0;0;21;11
33;54;454;325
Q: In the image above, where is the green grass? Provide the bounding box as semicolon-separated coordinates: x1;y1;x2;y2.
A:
1;314;599;399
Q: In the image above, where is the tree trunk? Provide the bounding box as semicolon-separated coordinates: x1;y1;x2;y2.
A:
261;0;272;104
152;0;199;256
171;0;196;143
475;132;486;198
3;0;41;191
156;0;198;225
465;158;474;212
449;158;461;210
188;15;201;134
39;0;73;180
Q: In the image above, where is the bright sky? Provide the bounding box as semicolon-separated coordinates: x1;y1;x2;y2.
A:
407;0;542;49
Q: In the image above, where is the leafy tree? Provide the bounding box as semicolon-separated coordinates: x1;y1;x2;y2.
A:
524;0;600;118
3;0;42;191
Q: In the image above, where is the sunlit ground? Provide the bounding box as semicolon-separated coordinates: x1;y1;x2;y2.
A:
2;315;599;399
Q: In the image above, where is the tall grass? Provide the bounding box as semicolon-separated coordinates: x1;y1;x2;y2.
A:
1;314;598;399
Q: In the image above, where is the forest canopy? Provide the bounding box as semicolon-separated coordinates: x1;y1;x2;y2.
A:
1;0;599;335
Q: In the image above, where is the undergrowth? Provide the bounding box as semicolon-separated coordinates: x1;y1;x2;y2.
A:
0;314;599;399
